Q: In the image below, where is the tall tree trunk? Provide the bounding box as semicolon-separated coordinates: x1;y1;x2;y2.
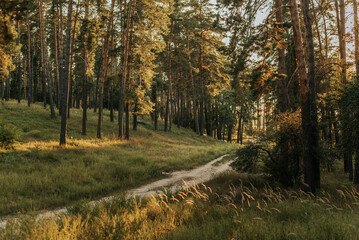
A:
68;0;80;119
167;21;174;132
82;1;89;136
336;0;352;175
27;23;32;107
58;5;64;114
199;34;204;136
354;0;359;183
290;0;317;192
17;20;21;103
39;1;47;108
60;0;74;146
32;44;37;103
187;37;199;134
39;4;47;109
355;0;359;74
94;54;102;112
53;9;60;109
301;0;320;188
23;52;27;100
118;0;135;139
97;0;115;139
40;0;55;118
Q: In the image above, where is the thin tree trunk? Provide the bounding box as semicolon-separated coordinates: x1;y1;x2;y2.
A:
60;0;74;146
199;34;204;136
165;95;169;131
97;0;115;139
58;5;64;114
0;81;3;100
187;37;199;134
133;101;138;130
68;0;80;119
53;10;60;109
27;23;32;107
5;74;10;101
119;0;135;139
237;110;241;144
167;21;174;132
23;52;27;100
82;1;89;135
40;0;55;118
355;0;359;73
354;0;359;183
94;54;102;112
16;20;21;103
39;3;47;109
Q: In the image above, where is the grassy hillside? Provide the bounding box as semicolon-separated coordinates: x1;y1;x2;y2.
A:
0;101;237;216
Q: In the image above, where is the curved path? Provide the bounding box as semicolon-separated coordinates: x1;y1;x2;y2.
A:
0;154;235;228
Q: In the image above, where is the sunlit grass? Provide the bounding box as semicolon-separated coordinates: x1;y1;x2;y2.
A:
2;174;359;240
0;100;237;216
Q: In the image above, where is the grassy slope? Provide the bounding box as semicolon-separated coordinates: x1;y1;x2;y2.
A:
0;101;237;216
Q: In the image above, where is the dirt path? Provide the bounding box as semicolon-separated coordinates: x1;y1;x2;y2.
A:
0;154;234;228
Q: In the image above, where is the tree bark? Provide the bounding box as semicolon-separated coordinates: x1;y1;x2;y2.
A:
187;37;199;134
68;0;80;119
97;0;115;139
58;5;64;114
152;80;158;130
40;0;55;118
60;0;74;146
82;1;89;135
27;23;32;107
355;0;359;73
119;0;135;139
301;0;320;189
290;0;316;192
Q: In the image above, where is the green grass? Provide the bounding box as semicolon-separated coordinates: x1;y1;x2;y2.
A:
0;100;237;216
2;101;358;240
2;170;359;240
162;171;359;240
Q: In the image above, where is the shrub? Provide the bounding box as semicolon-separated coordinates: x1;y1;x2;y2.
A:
0;125;17;150
231;144;263;173
232;110;303;187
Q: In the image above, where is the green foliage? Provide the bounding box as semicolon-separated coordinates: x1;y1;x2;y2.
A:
319;143;339;172
231;144;263;173
232;110;303;187
0;124;17;150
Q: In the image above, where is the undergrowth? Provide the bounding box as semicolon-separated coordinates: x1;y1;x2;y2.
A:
2;174;359;240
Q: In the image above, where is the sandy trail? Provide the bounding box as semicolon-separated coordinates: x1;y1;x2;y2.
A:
0;154;234;228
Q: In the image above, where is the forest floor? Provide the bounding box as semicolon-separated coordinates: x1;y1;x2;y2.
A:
2;162;359;239
0;154;236;228
2;101;359;239
0;100;237;216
